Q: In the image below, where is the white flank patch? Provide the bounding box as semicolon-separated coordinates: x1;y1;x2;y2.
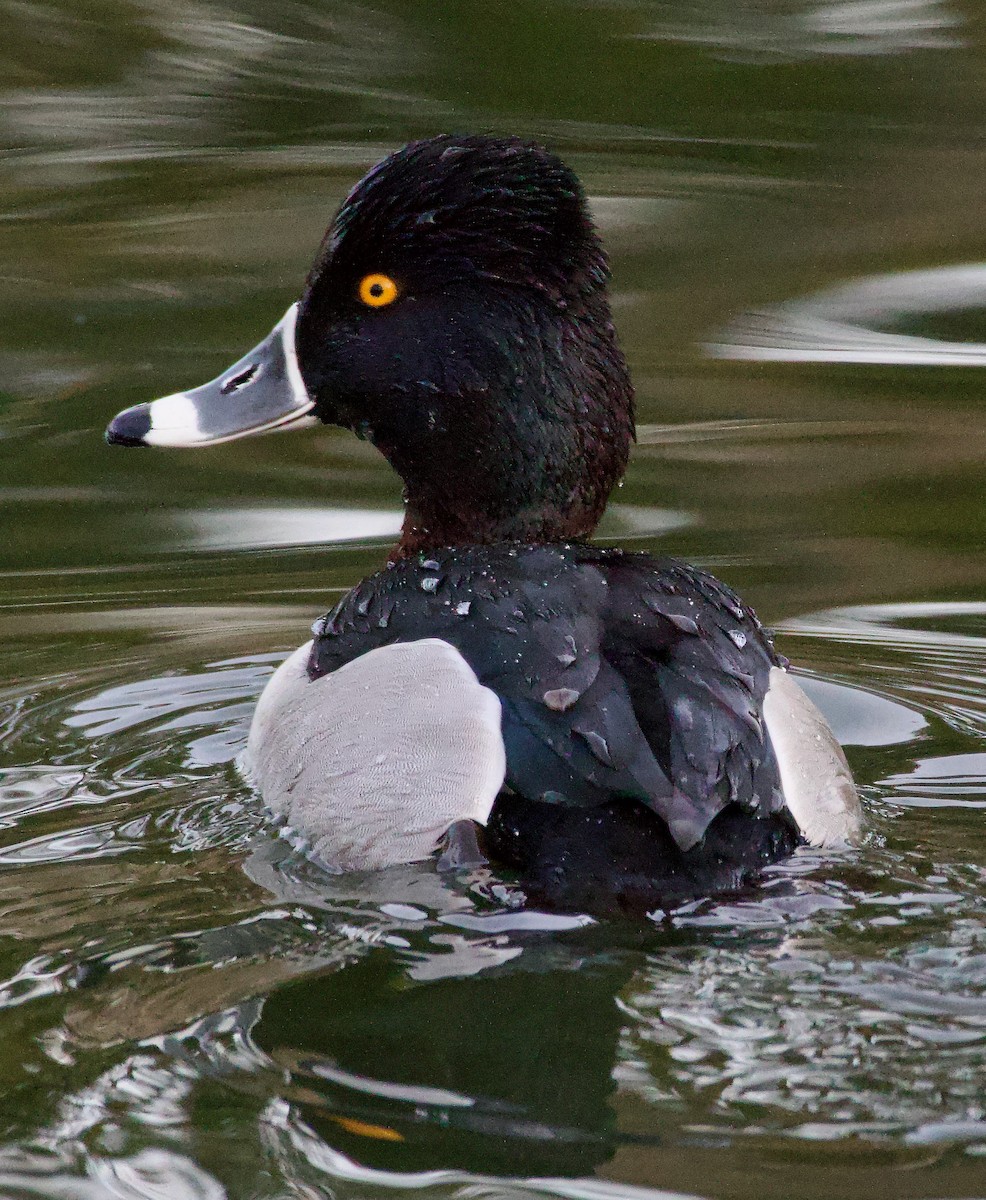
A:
243;638;506;871
145;393;204;446
762;666;863;848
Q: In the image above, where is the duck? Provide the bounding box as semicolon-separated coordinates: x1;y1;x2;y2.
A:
106;134;861;914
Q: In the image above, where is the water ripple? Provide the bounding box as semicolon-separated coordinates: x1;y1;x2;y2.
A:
708;263;986;365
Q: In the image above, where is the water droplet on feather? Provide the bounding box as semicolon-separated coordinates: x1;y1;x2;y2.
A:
728;629;748;649
556;634;578;666
673;696;695;731
543;687;580;713
420;577;439;593
577;729;613;766
542;789;569;805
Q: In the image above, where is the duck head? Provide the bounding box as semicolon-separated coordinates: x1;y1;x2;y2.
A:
106;135;635;556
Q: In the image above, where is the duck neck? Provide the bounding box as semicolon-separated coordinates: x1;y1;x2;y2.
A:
393;477;609;561
387;330;634;559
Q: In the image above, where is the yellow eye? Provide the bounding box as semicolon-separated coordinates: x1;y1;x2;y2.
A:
358;273;399;308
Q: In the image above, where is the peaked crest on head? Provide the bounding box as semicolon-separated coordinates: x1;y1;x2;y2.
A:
303;134;609;305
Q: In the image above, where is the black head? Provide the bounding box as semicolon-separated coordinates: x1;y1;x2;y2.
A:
305;134;609;311
297;135;635;555
106;135;635;556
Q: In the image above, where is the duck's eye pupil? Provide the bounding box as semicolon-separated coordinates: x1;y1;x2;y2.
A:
359;273;399;307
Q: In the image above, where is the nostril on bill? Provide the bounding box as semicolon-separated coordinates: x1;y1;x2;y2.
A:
220;363;262;395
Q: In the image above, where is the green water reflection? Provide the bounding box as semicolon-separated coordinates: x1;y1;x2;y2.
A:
2;2;986;1199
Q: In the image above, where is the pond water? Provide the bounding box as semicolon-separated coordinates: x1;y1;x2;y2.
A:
2;2;986;1198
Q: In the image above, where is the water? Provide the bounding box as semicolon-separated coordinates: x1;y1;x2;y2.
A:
2;2;986;1197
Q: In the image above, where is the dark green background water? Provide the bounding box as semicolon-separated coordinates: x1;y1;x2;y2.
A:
2;3;986;1198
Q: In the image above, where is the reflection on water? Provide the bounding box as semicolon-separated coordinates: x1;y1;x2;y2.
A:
184;506;404;550
179;504;691;551
0;598;985;1196
708;263;986;365
781;600;986;746
882;753;986;807
639;0;964;60
2;1;421;165
796;673;927;746
255;954;627;1177
4;0;986;1196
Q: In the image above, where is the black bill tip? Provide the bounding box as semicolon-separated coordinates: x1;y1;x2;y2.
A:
105;405;152;447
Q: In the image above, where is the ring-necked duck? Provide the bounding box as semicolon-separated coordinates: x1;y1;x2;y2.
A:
107;134;860;914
